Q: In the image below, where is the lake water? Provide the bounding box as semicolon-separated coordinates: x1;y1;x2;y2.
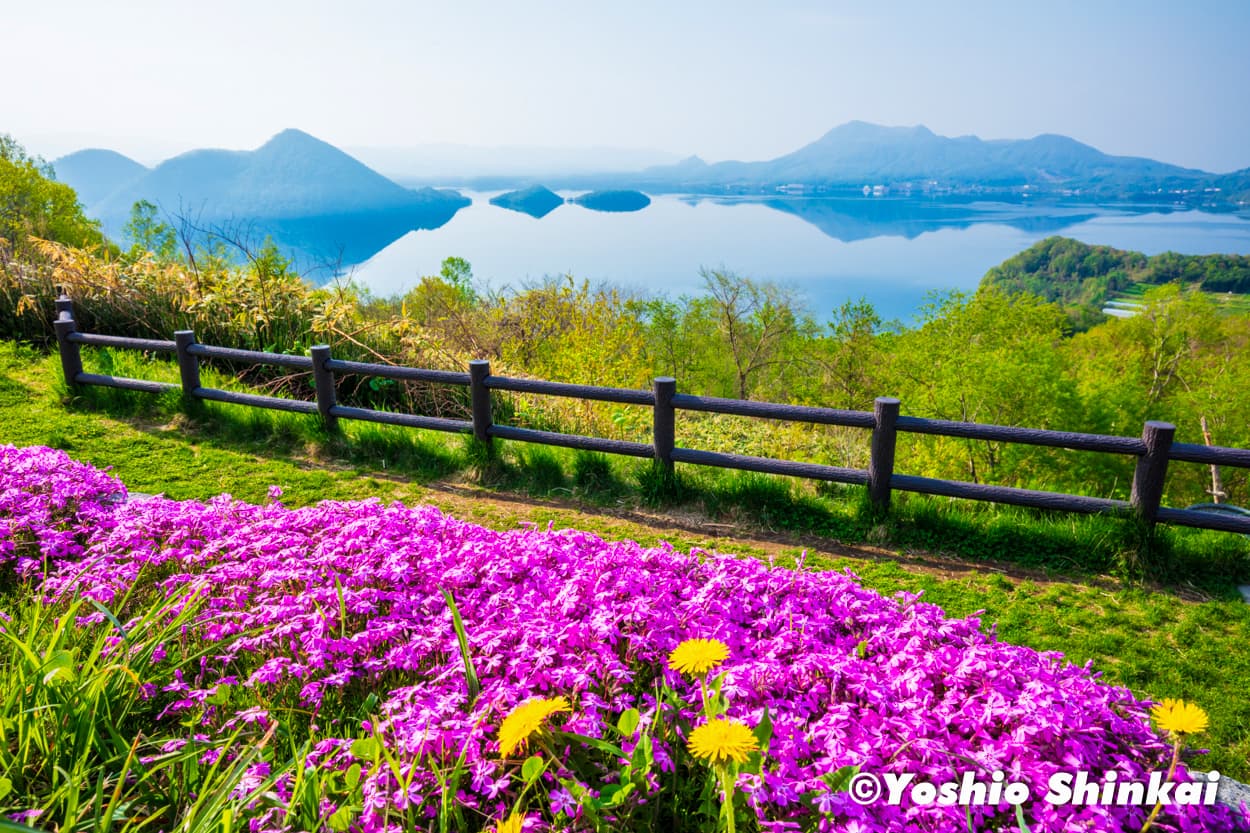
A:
334;193;1250;324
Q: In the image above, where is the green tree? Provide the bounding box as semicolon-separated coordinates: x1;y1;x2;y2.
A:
700;267;810;400
123;200;178;263
0;135;106;253
887;288;1080;486
1065;284;1241;503
797;298;884;409
496;276;648;389
634;296;722;393
438;255;476;305
401;258;489;361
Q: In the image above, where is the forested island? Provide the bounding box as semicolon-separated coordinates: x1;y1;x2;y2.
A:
489;185;565;218
982;237;1250;328
570;189;651;212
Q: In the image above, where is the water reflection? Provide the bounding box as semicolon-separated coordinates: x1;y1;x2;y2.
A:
302;193;1250;324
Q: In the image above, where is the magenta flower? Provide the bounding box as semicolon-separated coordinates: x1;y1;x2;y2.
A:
1;445;1245;832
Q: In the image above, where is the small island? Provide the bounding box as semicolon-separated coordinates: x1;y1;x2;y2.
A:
489;185;565;219
571;189;651;213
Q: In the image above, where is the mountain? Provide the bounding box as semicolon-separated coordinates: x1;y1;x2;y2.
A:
80;129;468;230
631;122;1236;201
52;149;148;207
50;129;471;272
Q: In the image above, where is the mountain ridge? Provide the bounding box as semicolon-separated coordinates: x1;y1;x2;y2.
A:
618;122;1240;202
54;128;470;237
51;149;149;208
51;123;1249;222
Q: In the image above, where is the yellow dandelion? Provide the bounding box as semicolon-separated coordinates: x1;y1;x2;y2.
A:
688;717;758;765
498;695;571;757
1151;698;1209;736
494;811;525;833
668;638;730;676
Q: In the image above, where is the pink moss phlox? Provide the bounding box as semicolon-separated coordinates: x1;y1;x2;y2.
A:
2;445;1246;832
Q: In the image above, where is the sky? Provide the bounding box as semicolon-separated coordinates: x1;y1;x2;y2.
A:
4;0;1249;172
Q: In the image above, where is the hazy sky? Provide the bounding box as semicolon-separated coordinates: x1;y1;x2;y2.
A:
5;0;1248;171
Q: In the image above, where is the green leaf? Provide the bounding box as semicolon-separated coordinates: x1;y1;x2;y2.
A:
350;737;380;761
41;649;75;685
0;776;10;801
442;589;480;707
822;764;861;793
630;733;653;774
521;755;545;783
360;692;379;716
1014;804;1033;833
345;762;361;789
206;682;233;705
598;782;635;808
856;639;869;659
88;599;129;641
554;730;625;759
616;708;640;738
752;707;773;755
328;806;355;832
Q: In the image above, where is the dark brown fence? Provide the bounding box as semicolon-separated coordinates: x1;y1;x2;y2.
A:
51;296;1250;536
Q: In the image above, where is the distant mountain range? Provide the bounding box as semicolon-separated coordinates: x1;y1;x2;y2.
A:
48;123;1249;274
52;129;470;265
51;149;148;208
577;122;1249;204
54;123;1250;221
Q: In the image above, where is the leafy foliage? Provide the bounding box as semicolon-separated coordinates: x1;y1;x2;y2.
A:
982;235;1250;327
0;135;107;255
3;162;1250;521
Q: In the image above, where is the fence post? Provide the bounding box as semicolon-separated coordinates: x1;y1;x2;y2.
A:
1130;420;1175;527
52;297;83;389
469;360;493;444
174;330;201;399
310;344;337;432
868;396;900;510
653;376;676;471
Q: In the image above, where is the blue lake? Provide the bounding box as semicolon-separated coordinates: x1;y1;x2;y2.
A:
333;193;1250;324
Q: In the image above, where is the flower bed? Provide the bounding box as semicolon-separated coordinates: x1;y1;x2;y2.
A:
3;444;1247;832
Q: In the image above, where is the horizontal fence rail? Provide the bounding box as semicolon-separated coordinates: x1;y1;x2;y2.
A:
49;295;1250;537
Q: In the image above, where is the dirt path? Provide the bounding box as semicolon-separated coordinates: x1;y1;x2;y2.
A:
412;479;1136;594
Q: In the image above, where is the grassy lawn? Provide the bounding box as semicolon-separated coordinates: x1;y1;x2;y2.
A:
2;340;1249;781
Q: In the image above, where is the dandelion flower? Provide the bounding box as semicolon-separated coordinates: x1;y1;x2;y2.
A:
495;812;525;833
688;717;758;765
1151;699;1208;736
498;695;570;757
668;638;729;676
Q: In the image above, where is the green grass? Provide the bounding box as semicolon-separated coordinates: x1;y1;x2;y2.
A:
3;340;1250;781
6;342;1248;584
0;581;381;831
1111;284;1250;314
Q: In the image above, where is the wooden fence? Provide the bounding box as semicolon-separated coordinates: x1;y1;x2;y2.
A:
51;296;1250;536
